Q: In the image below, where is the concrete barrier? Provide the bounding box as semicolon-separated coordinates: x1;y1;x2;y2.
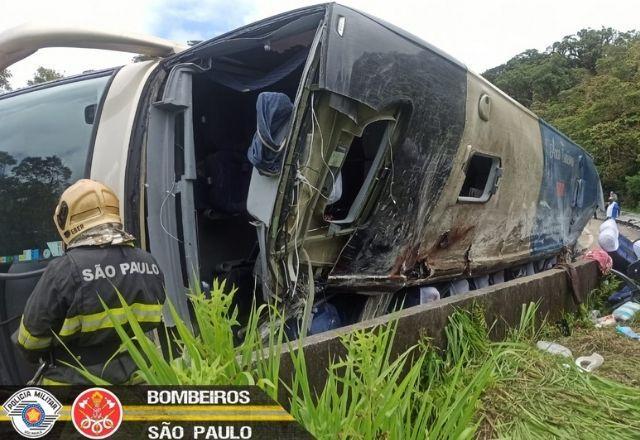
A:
279;260;599;394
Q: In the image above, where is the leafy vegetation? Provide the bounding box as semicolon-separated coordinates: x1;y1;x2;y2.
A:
483;28;640;207
26;66;63;86
68;280;285;390
0;150;72;257
0;66;64;94
0;69;11;93
80;281;640;439
584;273;623;314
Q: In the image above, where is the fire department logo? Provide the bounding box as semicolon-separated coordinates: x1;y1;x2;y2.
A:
71;388;123;439
2;387;62;438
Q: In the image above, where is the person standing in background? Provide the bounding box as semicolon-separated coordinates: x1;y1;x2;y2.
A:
606;192;620;219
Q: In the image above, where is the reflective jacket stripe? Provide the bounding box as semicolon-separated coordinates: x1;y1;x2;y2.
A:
58;303;163;336
17;319;52;350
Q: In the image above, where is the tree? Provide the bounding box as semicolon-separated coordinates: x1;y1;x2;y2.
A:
482;49;583;108
27;67;63;86
0;155;72;256
551;28;617;73
483;28;640;205
483;50;545;107
625;174;640;209
0;69;11;93
0;151;16;177
12;156;72;188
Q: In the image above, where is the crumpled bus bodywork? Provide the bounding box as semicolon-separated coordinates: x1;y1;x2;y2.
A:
0;3;602;383
137;3;602;322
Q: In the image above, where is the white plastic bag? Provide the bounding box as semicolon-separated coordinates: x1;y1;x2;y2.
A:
575;353;604;372
536;341;572;358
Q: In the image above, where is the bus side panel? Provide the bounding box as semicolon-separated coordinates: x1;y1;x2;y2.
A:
531;122;601;254
325;6;468;280
418;72;545;279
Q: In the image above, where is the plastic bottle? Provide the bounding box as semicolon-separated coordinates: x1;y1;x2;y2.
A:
536;340;573;358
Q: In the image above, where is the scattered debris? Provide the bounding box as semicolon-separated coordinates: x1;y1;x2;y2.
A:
584;248;613;274
595;314;617;328
588;309;601;324
616;326;640;340
575;353;604;372
536;340;572;358
612;301;640;321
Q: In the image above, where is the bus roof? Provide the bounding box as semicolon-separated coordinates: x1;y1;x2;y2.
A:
0;23;186;71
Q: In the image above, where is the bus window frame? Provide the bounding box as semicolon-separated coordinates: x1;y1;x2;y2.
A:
0;67;120;178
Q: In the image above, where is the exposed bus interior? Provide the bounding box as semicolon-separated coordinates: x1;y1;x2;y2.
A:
187;15;320;320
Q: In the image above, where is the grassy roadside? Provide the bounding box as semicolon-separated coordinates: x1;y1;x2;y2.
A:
477;331;640;439
556;273;640;388
477;274;640;439
79;280;640;439
557;326;640;387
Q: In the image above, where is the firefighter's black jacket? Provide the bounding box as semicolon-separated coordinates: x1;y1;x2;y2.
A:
13;244;165;384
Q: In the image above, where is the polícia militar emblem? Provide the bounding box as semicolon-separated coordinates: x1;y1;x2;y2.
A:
2;387;62;438
71;387;123;439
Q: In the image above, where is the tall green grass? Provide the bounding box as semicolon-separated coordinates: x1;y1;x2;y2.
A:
78;282;640;439
480;305;640;439
74;282;493;438
285;314;494;440
70;280;285;396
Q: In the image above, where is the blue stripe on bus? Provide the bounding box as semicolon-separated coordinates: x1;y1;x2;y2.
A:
531;120;601;255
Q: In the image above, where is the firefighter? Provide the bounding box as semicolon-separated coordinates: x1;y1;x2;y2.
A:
13;179;166;385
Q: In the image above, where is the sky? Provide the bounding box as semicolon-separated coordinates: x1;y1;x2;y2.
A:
1;0;639;88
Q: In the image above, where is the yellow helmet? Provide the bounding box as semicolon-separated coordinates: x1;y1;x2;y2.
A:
53;179;121;245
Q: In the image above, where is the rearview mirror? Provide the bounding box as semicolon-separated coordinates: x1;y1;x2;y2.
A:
84;104;96;124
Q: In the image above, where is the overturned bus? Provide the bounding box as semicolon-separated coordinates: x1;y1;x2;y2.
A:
0;3;602;383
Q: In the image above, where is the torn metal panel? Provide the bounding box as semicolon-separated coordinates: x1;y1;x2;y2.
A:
163;6;327;70
318;5;468;283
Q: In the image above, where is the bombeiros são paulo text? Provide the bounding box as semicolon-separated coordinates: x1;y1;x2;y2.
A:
148;423;252;440
147;390;250;405
146;391;253;439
